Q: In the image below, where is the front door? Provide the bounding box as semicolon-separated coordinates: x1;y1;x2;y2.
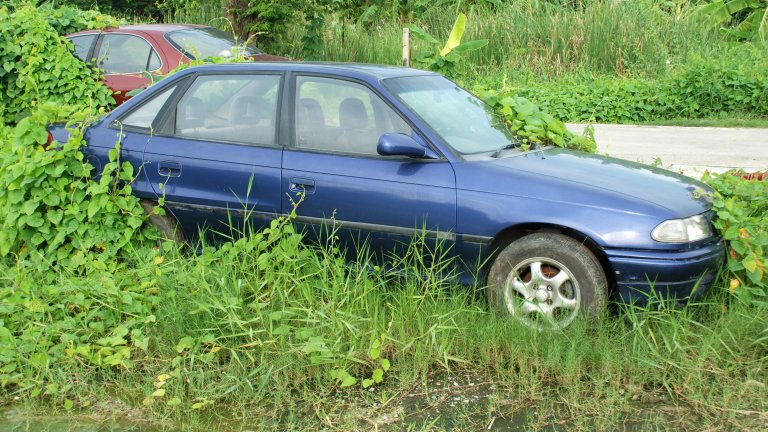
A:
282;75;456;262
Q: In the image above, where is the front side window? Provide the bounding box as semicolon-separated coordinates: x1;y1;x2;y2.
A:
120;84;178;129
175;74;281;146
68;34;96;62
384;75;517;156
97;34;161;74
294;76;411;156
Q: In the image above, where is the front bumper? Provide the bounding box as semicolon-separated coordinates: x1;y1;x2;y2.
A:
604;239;726;304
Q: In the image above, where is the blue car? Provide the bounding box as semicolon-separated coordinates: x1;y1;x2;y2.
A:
50;62;724;329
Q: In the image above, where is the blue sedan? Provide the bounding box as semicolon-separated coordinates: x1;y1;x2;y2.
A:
51;62;724;329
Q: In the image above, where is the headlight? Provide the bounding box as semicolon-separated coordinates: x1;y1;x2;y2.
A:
652;214;713;243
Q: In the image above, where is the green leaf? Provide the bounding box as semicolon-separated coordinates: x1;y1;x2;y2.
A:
175;336;195;353
440;13;466;56
405;24;438;44
372;368;384;383
451;39;489;55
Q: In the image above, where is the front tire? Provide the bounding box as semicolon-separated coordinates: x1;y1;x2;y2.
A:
487;232;607;330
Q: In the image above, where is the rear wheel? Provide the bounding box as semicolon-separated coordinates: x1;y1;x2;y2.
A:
140;200;185;243
487;232;607;330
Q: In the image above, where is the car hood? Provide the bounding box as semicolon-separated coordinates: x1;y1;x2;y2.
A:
458;147;715;218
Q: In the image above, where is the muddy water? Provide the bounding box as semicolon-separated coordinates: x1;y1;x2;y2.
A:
3;373;764;431
1;408;159;432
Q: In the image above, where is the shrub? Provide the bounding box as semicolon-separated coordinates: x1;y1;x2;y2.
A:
0;104;147;271
704;172;767;304
505;46;768;123
0;3;114;126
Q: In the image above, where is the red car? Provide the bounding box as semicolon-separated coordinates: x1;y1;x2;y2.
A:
67;24;285;104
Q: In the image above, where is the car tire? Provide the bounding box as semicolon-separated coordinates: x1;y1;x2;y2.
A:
140;200;185;243
487;232;607;329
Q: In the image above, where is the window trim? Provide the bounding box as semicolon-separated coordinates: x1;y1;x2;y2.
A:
287;73;446;161
93;32;164;75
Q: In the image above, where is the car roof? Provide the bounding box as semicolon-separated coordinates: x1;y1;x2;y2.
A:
182;61;438;80
68;23;207;37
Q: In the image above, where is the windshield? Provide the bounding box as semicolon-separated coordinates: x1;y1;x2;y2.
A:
384;75;518;155
165;27;264;60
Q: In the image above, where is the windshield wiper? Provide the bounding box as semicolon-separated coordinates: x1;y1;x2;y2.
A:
491;138;524;158
491;144;516;158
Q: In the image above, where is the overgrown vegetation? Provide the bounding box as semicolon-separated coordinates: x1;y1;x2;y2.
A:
0;3;114;126
0;1;766;430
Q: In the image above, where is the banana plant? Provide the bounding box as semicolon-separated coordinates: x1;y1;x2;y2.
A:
691;0;768;46
406;13;488;78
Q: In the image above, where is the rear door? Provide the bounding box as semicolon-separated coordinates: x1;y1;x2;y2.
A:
282;74;457;260
93;33;162;104
138;72;284;242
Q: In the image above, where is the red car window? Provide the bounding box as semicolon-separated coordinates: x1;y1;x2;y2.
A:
68;34;97;62
97;34;161;74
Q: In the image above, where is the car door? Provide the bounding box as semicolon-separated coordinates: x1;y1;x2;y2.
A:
93;33;162;104
138;72;285;242
282;74;457;261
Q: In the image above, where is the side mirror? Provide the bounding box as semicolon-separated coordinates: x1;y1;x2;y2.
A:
377;133;432;158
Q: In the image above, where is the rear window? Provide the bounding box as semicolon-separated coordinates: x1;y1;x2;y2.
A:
165;27;264;60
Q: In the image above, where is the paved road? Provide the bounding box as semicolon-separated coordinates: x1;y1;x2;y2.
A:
566;124;768;178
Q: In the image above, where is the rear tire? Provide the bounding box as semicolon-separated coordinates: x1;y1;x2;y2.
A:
140;200;185;243
487;232;607;330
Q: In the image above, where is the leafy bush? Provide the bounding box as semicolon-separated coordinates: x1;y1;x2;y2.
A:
0;104;147;271
507;46;768;123
407;13;488;78
704;172;767;303
0;3;114;126
474;86;597;152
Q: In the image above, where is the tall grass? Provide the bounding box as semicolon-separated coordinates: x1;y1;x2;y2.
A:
2;218;766;430
288;1;723;80
161;0;226;29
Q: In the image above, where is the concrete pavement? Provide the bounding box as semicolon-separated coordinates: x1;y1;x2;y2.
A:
566;123;768;178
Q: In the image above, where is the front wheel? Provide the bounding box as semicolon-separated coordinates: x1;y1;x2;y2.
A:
487;232;607;330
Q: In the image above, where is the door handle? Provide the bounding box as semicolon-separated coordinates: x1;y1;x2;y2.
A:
289;177;316;194
158;161;182;177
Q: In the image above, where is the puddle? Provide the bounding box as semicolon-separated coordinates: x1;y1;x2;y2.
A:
3;374;765;431
1;407;160;432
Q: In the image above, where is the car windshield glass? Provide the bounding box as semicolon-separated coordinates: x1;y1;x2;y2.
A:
165;27;263;60
384;75;518;155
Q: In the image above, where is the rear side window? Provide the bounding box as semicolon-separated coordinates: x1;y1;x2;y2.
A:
68;34;96;62
97;34;162;74
120;84;178;129
174;74;281;146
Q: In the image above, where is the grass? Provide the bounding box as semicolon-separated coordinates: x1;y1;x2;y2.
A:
1;220;766;430
640;115;768;128
155;1;725;81
289;1;724;80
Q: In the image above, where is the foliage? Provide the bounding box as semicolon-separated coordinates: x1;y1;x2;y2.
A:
0;104;148;271
506;46;768;123
37;3;119;34
22;0;161;17
0;3;114;126
407;13;489;78
692;0;768;46
704;171;767;303
224;0;302;48
474;86;597;152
